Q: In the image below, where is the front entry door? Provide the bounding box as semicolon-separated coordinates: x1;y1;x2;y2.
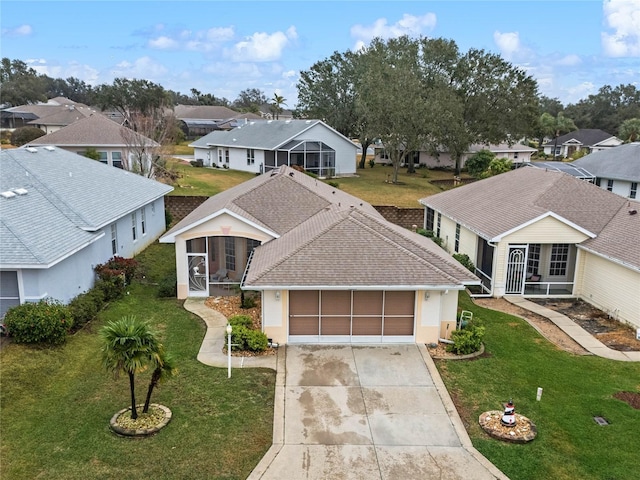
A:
187;254;208;295
505;245;527;294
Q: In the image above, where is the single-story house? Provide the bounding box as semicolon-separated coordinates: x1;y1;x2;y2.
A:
571;142;639;199
0;147;173;317
26;113;159;172
374;142;537;169
1;97;96;133
174;105;244;139
160;165;479;345
190;119;358;177
419;167;640;329
542;129;622;158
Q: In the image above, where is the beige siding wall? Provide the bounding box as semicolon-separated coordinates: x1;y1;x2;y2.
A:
493;216;590;296
458;227;478;262
438;216;458;254
415;290;454;344
576;252;640;329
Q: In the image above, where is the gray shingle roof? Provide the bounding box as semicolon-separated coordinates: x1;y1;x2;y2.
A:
420;167;637;269
190;119;345;150
28;113;158;147
543;129;618;147
572;142;640;182
1;147;173;267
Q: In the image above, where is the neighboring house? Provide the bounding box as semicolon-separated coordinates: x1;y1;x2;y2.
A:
26;113;159;172
160;165;479;345
0;147;173;317
542;129;622;158
419;167;640;329
571;142;640;199
191;119;358;177
1;97;97;133
174;105;243;139
374;142;537;169
525;161;596;182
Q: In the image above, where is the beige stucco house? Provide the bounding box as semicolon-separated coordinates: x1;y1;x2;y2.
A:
420;167;640;329
160;166;479;345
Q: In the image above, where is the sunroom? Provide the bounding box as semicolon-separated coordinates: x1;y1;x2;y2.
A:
263;140;336;177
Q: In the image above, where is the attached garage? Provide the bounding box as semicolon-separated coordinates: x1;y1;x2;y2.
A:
288;290;415;343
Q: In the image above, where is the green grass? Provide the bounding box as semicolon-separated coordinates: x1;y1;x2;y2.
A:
166;156;461;207
437;293;640;480
0;243;275;480
167;141;195;155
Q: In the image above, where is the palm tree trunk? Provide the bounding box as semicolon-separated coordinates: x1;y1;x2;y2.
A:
129;372;138;419
143;369;161;413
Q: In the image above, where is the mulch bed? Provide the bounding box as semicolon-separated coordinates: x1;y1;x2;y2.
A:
614;391;640;410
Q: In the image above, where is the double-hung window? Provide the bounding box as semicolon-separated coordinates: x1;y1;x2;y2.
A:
111;224;118;255
131;212;137;241
454;224;461;252
247;149;255;165
112;151;123;168
140;208;146;235
225;237;236;271
436;213;441;238
425;208;434;232
630;182;637;199
607;179;614;192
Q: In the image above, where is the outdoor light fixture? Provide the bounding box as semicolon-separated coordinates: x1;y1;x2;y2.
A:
226;323;233;378
274;290;281;301
424;291;430;300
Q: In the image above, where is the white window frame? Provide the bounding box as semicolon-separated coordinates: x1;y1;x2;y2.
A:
140;208;146;236
131;212;137;241
550;244;569;276
225;237;236;271
111;224;118;255
630;182;637;199
247;148;255;165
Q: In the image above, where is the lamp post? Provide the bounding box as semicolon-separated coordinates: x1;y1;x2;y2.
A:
226;323;233;378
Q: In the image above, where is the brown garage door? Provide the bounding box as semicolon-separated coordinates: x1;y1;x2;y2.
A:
289;290;415;342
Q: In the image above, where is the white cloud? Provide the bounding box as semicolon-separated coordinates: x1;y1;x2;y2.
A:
24;59;100;85
111;56;168;79
226;27;297;62
149;36;179;50
1;24;32;37
282;70;297;79
602;0;640;57
566;81;597;100
350;13;436;46
555;54;582;66
493;31;521;59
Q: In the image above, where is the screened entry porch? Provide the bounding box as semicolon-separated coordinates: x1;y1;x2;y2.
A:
186;236;260;296
263;140;336;177
505;243;576;296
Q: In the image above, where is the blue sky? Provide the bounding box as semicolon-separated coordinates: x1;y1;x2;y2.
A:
2;0;639;107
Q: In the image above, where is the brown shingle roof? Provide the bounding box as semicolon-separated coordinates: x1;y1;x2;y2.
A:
245;207;479;287
421;167;626;240
28;113;158;147
164;166;383;239
420;167;637;269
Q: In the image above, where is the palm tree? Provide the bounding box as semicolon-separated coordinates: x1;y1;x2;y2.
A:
619;118;640;143
100;316;160;420
539;112;577;160
272;93;287;120
142;350;177;413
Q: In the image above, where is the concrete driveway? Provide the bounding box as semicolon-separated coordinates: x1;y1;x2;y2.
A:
250;344;507;479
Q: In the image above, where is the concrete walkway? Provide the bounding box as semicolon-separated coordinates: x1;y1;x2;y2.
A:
505;296;640;362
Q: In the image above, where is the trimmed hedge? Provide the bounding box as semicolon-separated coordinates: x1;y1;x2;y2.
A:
3;299;73;345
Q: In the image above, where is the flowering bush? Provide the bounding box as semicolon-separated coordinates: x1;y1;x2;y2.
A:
3;299;73;344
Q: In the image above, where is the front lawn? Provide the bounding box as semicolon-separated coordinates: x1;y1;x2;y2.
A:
165;156;461;207
437;293;640;480
0;243;275;480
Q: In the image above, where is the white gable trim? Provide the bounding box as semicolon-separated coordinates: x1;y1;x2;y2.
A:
160;208;279;243
241;284;469;291
490;211;596;242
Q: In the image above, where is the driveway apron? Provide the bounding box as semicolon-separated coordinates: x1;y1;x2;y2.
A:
250;344;506;479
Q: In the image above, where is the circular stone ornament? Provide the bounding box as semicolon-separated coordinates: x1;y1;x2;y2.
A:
479;410;537;443
109;404;172;437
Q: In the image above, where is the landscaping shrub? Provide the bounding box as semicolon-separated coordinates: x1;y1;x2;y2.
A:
95;256;138;284
229;324;268;352
417;229;445;248
229;315;253;328
369;159;375;168
157;276;177;298
327;180;340;188
190;159;204;167
448;324;485;355
3;299;73;344
10;127;45;147
241;295;256;309
246;329;268;352
68;291;101;327
165;209;173;229
452;253;475;273
94;278;125;302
